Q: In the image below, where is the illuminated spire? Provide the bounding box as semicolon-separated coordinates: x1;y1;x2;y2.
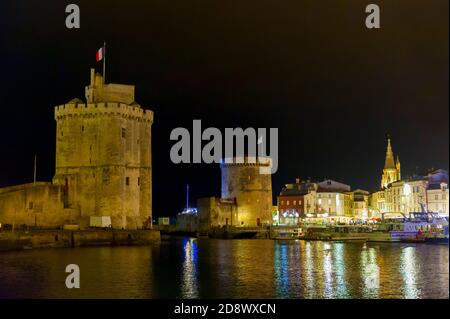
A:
396;155;401;180
384;136;396;169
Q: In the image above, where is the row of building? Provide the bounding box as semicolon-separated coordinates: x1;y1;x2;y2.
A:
276;138;449;225
177;138;448;232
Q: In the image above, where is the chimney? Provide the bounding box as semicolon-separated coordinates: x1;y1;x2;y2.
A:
90;68;95;86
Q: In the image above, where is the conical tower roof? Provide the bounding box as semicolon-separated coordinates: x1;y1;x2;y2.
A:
384;137;396;169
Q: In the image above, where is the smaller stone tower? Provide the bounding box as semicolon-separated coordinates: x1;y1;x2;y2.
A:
221;157;273;226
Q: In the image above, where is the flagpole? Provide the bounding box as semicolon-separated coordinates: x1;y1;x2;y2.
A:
33;154;36;185
186;184;189;209
103;41;106;83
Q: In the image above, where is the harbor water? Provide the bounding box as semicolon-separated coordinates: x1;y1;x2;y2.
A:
0;238;448;299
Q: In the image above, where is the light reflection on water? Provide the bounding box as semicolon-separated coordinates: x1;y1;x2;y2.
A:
360;244;380;298
181;238;198;298
0;239;448;299
401;247;420;299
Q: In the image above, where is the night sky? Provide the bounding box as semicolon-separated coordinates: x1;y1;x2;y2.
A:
0;0;448;218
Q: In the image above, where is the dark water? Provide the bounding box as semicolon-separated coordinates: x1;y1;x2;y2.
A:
0;238;448;299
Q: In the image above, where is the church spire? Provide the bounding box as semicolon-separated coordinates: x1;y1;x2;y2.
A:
384;136;396;169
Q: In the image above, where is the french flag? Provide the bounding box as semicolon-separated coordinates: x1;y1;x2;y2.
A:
96;46;105;62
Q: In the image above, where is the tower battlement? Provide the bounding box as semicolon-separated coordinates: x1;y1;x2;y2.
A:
220;156;272;167
54;102;153;122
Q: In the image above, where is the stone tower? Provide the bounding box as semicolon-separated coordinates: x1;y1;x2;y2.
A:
53;69;153;229
221;157;273;226
380;137;401;189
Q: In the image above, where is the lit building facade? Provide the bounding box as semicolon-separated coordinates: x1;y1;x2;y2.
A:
277;178;314;224
303;179;354;223
371;135;449;217
427;182;449;217
352;189;370;220
385;179;428;214
369;190;386;217
425;169;449;217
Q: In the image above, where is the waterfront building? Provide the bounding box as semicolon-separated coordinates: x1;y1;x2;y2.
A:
385;178;428;214
303;179;354;223
351;189;370;220
380;172;449;217
277;178;314;224
372;136;449;217
369;190;386;218
425;169;449;217
427;182;449;217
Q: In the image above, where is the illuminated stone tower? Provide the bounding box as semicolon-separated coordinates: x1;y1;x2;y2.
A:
380;137;401;189
221;157;273;226
53;69;153;229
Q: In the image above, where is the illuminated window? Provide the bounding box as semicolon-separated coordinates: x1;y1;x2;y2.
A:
293;200;296;205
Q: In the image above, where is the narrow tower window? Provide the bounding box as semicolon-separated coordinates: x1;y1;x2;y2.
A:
122;128;126;138
126;177;130;186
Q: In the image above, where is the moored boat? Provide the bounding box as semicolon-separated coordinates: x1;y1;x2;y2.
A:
366;212;448;243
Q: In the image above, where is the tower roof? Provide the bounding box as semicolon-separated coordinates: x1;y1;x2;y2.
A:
384;137;396;169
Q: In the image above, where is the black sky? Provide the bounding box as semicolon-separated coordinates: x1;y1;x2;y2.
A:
0;0;448;218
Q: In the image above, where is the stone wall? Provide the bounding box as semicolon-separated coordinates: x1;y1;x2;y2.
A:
197;197;238;232
0;182;79;228
175;213;198;233
0;230;160;251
